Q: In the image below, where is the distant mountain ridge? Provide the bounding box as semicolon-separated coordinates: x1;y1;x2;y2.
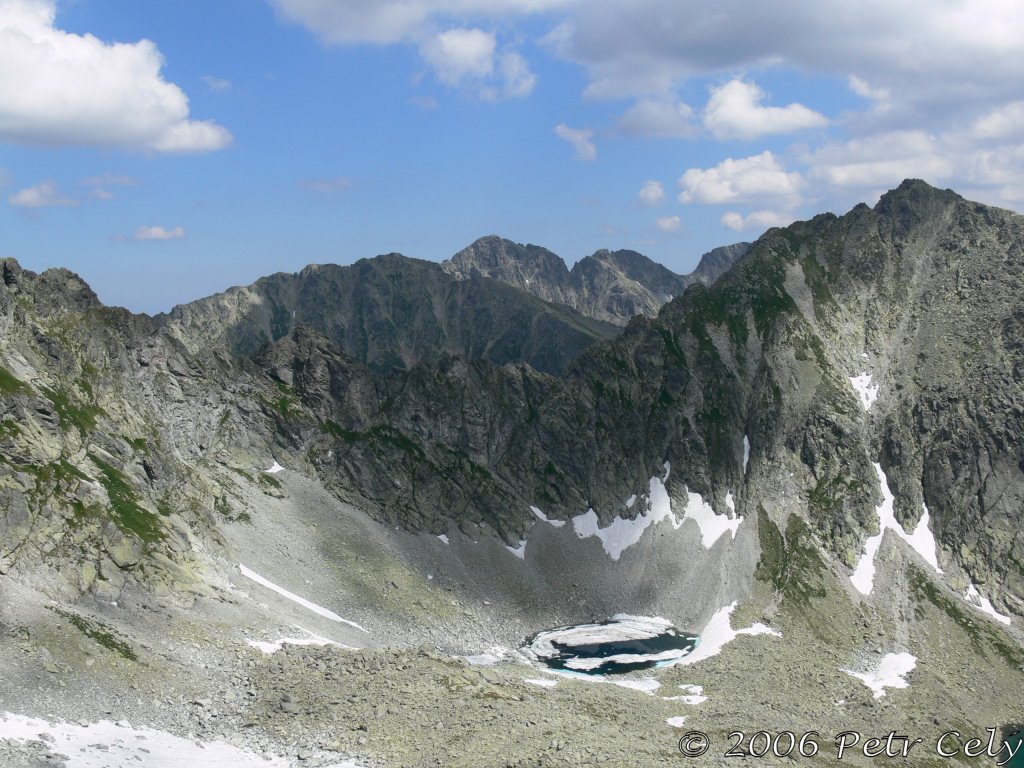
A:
157;253;619;376
442;236;751;325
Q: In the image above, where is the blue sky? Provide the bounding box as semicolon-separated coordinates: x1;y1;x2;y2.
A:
1;0;1022;313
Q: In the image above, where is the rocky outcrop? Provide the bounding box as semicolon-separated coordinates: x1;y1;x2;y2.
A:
1;181;1021;618
160;254;619;376
443;235;750;325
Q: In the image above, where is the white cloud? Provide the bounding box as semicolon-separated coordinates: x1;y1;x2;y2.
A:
679;151;803;206
656;215;681;232
805;131;953;188
9;181;77;208
134;225;186;241
494;51;536;99
618;98;695;138
299;177;355;193
542;0;1024;116
555;123;597;161
0;0;232;153
639;180;665;206
703;79;827;141
268;0;569;45
201;75;233;93
422;28;496;85
848;75;890;103
421;29;536;100
722;209;792;231
971;101;1024;139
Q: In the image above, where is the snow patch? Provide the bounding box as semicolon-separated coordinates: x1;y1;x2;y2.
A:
530;506;565;528
437;534;450;544
506;540;527;559
464;654;502;666
238;564;368;633
966;584;1012;625
625;494;637;509
725;492;735;514
246;627;346;654
263;461;284;474
524;678;558;688
666;716;689;728
743;435;750;473
850;464;942;595
681;490;742;549
570;463;742;558
0;713;369;768
671;603;780;667
842;652;916;698
663;684;707;705
849;372;879;411
612;677;661;693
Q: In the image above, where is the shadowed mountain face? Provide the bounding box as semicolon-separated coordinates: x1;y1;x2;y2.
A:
261;181;1024;616
442;236;750;325
0;180;1022;623
157;254;619;376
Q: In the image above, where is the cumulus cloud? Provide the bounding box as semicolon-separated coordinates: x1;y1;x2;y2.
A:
422;28;496;85
721;209;792;232
134;225;186;241
638;180;665;206
9;181;77;208
268;0;569;45
971;101;1024;140
555;123;597;161
544;1;1024;113
299;177;355;193
679;151;803;206
421;28;536;100
617;98;695;138
655;215;681;232
703;79;827;140
848;75;890;104
804;131;953;188
0;0;232;153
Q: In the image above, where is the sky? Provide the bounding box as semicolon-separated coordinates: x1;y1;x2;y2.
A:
1;0;1022;313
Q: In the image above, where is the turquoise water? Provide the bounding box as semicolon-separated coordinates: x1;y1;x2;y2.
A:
1001;727;1023;767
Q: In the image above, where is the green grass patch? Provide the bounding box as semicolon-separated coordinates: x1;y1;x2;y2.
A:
258;472;282;489
48;606;137;662
88;453;165;544
126;437;148;454
41;386;103;434
0;419;22;439
909;567;1023;669
0;365;28;396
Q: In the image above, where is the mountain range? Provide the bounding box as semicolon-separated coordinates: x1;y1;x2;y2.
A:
0;180;1021;768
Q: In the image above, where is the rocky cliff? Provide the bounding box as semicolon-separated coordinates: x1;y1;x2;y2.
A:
0;180;1021;619
443;235;750;325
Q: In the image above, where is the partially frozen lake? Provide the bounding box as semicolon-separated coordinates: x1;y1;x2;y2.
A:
524;615;698;674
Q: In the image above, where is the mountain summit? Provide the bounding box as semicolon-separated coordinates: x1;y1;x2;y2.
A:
443;236;750;325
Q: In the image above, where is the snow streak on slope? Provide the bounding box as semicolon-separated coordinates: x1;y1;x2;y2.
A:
850;464;942;595
239;564;368;632
966;584;1013;625
842;653;916;698
672;602;780;667
531;506;565;527
570;462;742;560
849;373;879;411
0;713;368;768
